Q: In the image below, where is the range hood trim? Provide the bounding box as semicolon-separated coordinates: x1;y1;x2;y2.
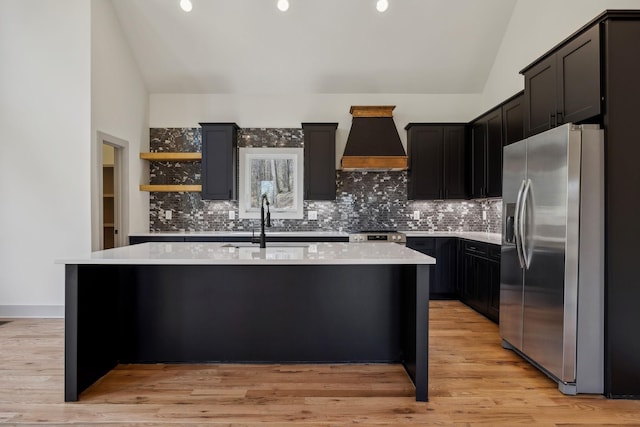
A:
341;155;408;171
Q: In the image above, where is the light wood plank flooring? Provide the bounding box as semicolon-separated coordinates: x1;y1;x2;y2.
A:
0;301;638;426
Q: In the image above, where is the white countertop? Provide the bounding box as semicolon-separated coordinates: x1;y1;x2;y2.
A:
404;231;502;245
57;242;436;266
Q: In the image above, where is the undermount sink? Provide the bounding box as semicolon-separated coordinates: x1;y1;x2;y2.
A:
221;242;311;249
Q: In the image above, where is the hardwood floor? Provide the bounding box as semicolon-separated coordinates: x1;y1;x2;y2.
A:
1;301;638;426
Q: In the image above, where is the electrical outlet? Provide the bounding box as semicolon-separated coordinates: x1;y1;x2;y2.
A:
413;210;420;220
165;210;172;220
308;210;318;220
482;211;487;220
228;210;235;220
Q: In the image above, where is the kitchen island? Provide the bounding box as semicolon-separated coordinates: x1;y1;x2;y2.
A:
59;242;434;402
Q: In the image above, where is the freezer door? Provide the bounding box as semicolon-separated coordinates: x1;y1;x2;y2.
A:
522;123;578;383
500;140;527;350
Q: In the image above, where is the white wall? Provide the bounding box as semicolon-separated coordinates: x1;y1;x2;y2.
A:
150;93;483;167
91;0;149;244
481;0;640;111
0;0;91;316
0;0;148;317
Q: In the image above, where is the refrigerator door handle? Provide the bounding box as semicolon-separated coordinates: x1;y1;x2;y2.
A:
520;179;533;270
514;179;526;268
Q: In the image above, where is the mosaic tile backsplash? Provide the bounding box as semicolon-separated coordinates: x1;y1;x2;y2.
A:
148;128;502;233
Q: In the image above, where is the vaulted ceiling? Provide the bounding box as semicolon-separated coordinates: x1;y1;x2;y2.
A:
110;0;517;94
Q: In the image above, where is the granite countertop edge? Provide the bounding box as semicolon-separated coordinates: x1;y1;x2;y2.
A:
56;242;436;266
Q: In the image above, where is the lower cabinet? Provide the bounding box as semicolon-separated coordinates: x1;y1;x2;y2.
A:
459;240;500;323
406;237;458;299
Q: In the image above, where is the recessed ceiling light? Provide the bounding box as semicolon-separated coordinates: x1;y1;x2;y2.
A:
277;0;289;12
180;0;192;12
376;0;389;13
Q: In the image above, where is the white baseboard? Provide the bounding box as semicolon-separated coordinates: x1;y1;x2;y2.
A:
0;305;64;318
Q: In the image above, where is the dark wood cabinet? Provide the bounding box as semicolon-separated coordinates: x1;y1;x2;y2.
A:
523;24;600;136
443;127;467;199
435;238;459;299
469;108;502;198
502;92;525;146
523;55;556;136
487;246;501;323
406;237;458;299
601;14;640;398
302;123;338;200
470;122;485;198
459;240;500;323
406;124;466;200
200;123;239;200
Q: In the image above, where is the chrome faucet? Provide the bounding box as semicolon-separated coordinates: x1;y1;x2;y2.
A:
258;194;271;248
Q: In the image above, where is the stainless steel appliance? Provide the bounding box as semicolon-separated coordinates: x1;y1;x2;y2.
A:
349;230;406;244
501;123;604;395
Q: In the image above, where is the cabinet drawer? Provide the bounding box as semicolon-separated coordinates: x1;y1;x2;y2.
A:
462;240;488;256
406;238;436;254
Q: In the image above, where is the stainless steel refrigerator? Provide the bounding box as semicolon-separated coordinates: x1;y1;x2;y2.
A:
501;123;604;395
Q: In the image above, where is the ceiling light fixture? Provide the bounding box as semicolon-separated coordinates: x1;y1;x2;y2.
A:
277;0;289;12
376;0;389;12
179;0;192;12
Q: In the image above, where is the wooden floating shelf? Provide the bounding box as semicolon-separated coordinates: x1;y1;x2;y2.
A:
140;152;202;161
139;185;202;192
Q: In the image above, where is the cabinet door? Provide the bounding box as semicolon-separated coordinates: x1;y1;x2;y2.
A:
407;126;444;200
442;126;467;199
470;122;486;198
557;24;601;125
485;109;503;197
435;238;458;298
487;258;501;323
524;55;557;136
462;253;485;312
200;123;238;200
502;93;524;146
303;123;338;200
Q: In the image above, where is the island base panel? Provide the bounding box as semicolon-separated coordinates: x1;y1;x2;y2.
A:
65;265;121;402
65;263;429;401
121;265;403;363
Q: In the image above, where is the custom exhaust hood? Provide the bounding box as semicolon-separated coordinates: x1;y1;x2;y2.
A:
341;105;408;171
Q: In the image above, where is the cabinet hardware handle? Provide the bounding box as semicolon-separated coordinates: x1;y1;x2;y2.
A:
557;111;564;124
549;112;556;127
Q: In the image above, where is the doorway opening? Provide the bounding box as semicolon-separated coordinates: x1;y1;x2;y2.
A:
102;144;116;249
94;132;129;251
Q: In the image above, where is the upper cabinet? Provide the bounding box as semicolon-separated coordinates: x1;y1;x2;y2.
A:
470;108;502;198
406;124;466;200
467;92;524;199
200;123;239;200
502;92;524;146
523;24;601;136
302;123;338;200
